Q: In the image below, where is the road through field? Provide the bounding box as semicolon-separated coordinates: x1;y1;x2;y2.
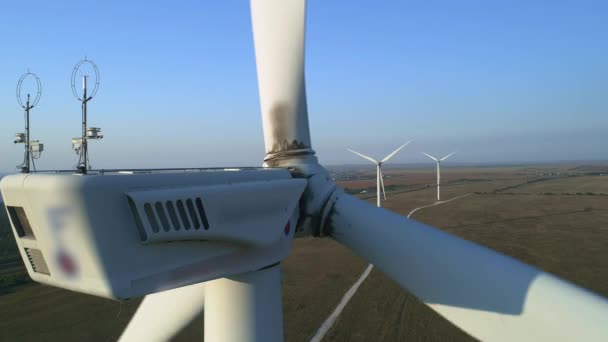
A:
310;193;473;342
407;193;473;219
309;263;374;342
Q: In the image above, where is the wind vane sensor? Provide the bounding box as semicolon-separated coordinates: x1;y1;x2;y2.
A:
14;71;43;173
71;58;102;174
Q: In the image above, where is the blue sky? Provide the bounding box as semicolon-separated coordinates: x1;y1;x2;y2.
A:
0;1;606;172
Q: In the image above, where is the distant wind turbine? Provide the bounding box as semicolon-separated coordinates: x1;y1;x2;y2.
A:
422;152;455;201
347;142;411;207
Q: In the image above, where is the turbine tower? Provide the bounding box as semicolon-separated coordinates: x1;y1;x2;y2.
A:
347;142;410;207
422;152;455;201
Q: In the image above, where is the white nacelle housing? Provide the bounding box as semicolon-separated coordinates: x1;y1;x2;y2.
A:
0;169;306;300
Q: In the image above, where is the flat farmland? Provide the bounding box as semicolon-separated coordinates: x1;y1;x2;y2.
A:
327;169;608;341
337;166;524;189
346;168;529;209
415;194;608;296
504;175;608;194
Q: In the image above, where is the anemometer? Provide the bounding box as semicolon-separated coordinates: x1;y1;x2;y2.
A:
14;71;43;173
71;58;103;174
12;60;104;174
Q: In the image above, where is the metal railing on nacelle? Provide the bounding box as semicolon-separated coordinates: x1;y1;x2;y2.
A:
26;167;268;175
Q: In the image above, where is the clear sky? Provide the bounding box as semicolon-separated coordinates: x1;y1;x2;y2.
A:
0;1;606;172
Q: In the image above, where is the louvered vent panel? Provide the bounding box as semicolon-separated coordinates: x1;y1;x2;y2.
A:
25;248;50;275
144;199;210;232
125;177;306;245
128;197;211;241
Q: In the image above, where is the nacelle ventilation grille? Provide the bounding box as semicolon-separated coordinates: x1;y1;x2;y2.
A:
25;248;50;275
125;179;307;246
127;193;212;243
143;198;210;233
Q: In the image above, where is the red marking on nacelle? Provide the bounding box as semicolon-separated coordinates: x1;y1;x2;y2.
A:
57;252;78;276
284;222;291;235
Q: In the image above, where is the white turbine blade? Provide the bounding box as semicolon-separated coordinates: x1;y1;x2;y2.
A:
328;193;608;341
347;148;378;164
379;167;387;200
119;283;205;342
440;152;456;161
251;0;312;158
380;141;411;163
421;152;438;162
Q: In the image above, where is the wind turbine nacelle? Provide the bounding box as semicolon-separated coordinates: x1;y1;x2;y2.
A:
0;169;306;300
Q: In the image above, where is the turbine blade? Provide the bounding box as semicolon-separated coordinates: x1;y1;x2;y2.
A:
421;152;438;162
347;148;378;164
440;152;456;161
119;283;205;342
381;141;411;163
328;193;608;341
379;167;387;200
251;0;312;158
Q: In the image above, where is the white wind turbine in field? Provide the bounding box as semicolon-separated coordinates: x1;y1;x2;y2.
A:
422;152;455;201
347;142;411;207
1;1;608;342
